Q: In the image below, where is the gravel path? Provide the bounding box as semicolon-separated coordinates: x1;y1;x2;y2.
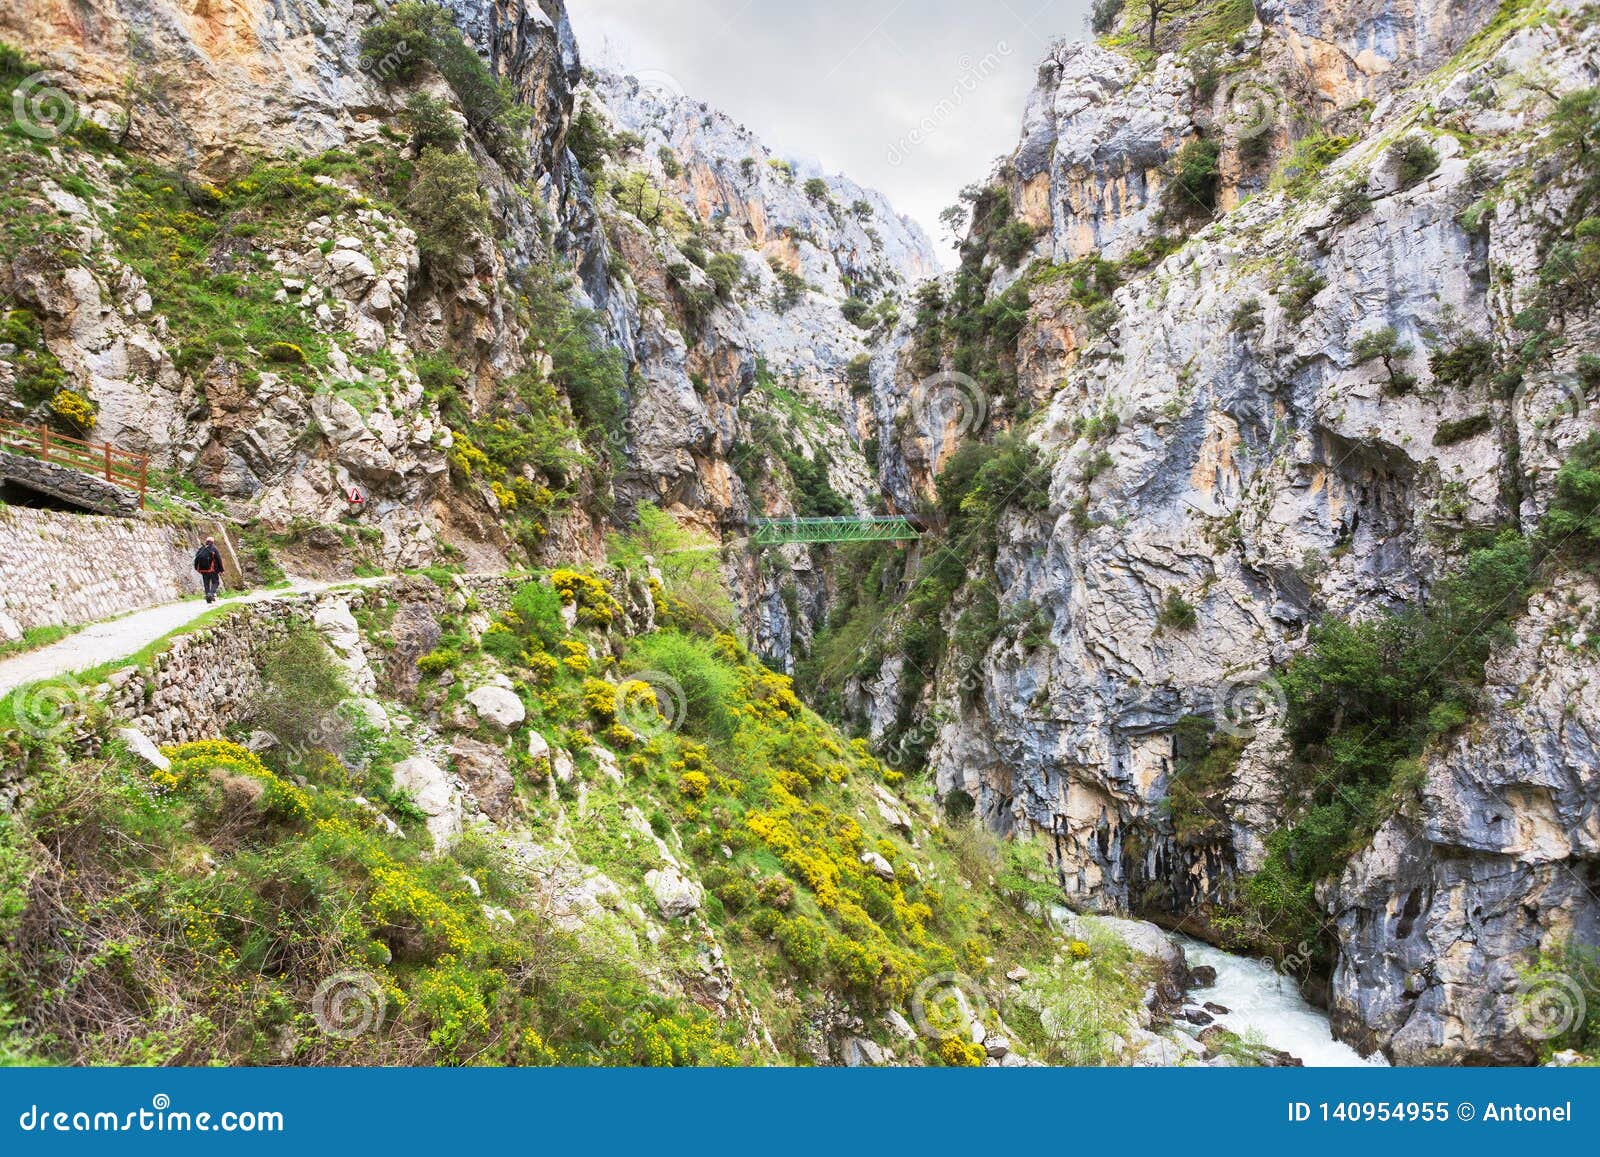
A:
0;577;387;699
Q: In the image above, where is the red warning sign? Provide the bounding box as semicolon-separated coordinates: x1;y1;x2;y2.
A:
347;486;365;506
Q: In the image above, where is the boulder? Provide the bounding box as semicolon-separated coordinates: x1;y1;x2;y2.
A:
346;697;391;734
883;1009;917;1041
860;850;895;880
465;684;526;730
871;784;914;835
590;745;623;784
1188;965;1218;988
841;1036;887;1067
645;865;703;918
391;756;460;849
448;736;515;820
116;727;170;772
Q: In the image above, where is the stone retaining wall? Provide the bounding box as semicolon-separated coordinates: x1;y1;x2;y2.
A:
105;574;522;746
0;504;241;640
0;450;143;516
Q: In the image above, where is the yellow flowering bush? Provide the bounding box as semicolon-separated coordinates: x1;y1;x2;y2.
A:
48;388;98;432
558;639;591;674
526;649;560;683
677;770;710;799
940;1037;986;1067
160;740;312;823
447;432;491;479
367;866;472;958
550;569;623;626
415;956;498;1058
581;678;617;721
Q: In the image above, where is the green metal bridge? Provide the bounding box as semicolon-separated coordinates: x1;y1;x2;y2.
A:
750;515;925;546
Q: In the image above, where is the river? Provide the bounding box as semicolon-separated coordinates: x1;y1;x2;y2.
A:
1176;935;1387;1066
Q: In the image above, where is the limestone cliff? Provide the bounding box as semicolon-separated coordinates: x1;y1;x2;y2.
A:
833;0;1600;1063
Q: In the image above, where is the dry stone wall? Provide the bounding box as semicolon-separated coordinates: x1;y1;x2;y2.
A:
0;505;239;640
104;575;523;746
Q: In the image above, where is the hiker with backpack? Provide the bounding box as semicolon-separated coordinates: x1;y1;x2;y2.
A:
194;536;225;603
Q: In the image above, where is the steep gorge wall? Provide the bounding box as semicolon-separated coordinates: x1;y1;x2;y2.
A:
840;0;1600;1062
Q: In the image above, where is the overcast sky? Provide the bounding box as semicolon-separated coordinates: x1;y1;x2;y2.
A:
567;0;1093;266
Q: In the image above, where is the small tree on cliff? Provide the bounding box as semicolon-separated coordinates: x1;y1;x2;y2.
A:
1131;0;1199;51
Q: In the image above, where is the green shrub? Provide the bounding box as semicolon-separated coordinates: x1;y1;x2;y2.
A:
1241;531;1536;958
769;261;808;312
704;253;741;299
399;92;462;153
510;581;567;649
1276;132;1355;196
1433;412;1493;446
1543;433;1600;557
1167;138;1222;216
1351;326;1417;392
0;310;68;405
248;628;352;761
1158;589;1198;630
626;631;740;737
990;218;1038;267
360;3;529;160
1389;135;1440;190
407;148;488;262
1429;337;1495;390
1277;259;1326;325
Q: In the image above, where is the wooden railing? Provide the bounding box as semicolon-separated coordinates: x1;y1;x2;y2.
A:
0;417;149;508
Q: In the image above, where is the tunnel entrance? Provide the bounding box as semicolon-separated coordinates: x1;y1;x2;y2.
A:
0;477;98;514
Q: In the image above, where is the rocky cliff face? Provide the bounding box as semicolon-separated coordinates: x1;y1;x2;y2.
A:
0;0;931;609
563;67;937;665
838;0;1600;1062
